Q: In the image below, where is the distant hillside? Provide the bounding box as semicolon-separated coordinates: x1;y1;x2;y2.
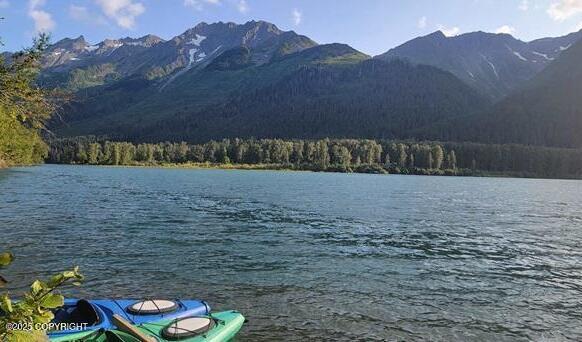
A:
4;21;582;147
376;30;582;100
421;38;582;148
143;57;488;142
37;21;486;143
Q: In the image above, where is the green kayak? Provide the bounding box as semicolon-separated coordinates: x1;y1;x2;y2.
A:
50;310;245;342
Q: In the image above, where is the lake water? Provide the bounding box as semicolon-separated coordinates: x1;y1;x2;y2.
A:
1;165;582;341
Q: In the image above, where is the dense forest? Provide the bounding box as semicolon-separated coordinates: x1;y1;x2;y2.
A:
420;39;582;148
120;58;488;143
47;137;582;179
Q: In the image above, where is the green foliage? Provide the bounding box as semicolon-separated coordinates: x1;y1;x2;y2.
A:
47;136;582;179
0;252;14;287
0;253;13;267
0;33;59;166
67;64;120;91
0;251;83;342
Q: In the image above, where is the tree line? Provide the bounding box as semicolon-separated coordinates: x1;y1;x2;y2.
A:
47;137;582;179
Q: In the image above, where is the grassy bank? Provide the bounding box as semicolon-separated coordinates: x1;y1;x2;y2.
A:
50;161;563;179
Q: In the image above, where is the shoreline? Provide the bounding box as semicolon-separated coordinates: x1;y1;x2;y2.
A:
42;162;582;181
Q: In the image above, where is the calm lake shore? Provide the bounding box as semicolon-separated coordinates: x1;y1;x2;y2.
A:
43;161;582;180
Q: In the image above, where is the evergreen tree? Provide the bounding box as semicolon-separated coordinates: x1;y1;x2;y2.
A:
397;144;407;168
432;145;444;169
314;140;330;170
446;150;457;170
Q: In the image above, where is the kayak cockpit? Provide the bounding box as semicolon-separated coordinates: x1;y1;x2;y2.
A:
53;299;101;327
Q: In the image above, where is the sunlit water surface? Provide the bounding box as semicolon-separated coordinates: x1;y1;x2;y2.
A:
1;165;582;341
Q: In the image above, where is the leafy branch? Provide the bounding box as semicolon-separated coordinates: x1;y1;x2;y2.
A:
0;251;83;342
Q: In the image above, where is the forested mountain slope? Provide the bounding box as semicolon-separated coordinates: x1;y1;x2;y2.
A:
421;38;582;148
5;21;581;146
36;21;487;143
142;57;488;142
53;42;487;143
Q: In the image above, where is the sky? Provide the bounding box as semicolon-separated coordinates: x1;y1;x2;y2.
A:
1;0;582;55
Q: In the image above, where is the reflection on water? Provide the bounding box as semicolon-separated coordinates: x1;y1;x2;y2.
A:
1;165;582;341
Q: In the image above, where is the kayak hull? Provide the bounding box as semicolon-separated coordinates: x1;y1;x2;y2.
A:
140;310;245;342
49;299;209;340
49;311;245;342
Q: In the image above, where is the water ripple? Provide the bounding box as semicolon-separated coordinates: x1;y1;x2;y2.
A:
1;165;582;341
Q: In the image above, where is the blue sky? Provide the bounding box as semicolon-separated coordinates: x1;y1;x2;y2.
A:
1;0;582;55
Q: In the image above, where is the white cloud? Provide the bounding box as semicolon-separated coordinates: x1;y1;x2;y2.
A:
547;0;582;21
417;16;427;29
69;4;89;20
28;0;55;33
237;0;248;13
69;4;108;26
292;8;302;26
519;0;529;11
95;0;145;29
437;25;460;37
184;0;220;11
495;25;516;34
0;0;10;9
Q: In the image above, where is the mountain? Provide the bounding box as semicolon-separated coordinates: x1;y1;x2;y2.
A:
38;21;316;90
422;38;582;148
48;21;319;135
40;34;164;70
146;57;488;142
38;20;486;143
376;30;582;100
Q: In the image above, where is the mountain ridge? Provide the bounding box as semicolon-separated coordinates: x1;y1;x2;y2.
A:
3;20;582;148
376;29;582;100
417;37;582;148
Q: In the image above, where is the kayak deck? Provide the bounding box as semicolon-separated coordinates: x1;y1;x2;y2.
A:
49;310;245;342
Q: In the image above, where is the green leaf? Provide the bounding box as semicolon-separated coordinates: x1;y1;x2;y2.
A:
0;252;14;267
47;274;64;288
62;271;76;278
30;280;44;295
1;294;13;313
7;330;42;342
40;293;63;309
33;310;55;324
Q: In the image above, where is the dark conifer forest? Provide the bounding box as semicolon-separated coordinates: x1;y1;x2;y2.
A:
48;137;582;179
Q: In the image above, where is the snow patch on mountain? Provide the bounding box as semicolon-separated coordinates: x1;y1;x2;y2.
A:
481;54;499;79
189;35;206;46
506;45;528;62
532;51;554;61
125;41;151;47
559;44;572;51
513;51;528;61
196;52;207;62
188;48;198;66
